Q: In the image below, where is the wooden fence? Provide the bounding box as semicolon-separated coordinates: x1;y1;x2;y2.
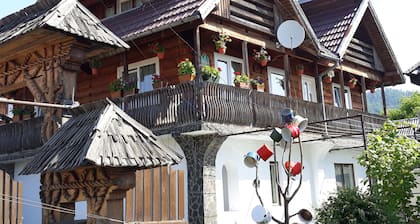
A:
0;169;23;224
125;166;186;224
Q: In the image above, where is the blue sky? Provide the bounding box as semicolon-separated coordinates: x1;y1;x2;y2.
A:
1;0;419;90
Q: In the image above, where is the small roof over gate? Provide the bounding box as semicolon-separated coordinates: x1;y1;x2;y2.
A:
20;99;182;175
0;0;128;49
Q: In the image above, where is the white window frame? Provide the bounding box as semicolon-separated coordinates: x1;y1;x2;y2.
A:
214;53;244;86
117;0;132;13
334;163;356;189
332;83;352;109
267;67;286;96
301;75;317;102
117;57;159;93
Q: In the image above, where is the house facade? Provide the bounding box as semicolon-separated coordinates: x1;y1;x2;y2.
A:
0;0;404;223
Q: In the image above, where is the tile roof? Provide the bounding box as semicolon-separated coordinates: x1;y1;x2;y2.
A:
300;0;362;54
0;0;128;48
20;99;182;175
102;0;214;41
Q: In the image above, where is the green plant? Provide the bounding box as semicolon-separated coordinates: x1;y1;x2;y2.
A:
250;76;264;86
201;65;220;81
12;107;34;116
90;58;102;68
233;72;249;84
326;70;335;78
152;74;162;84
296;64;304;71
109;78;133;92
349;77;358;85
316;188;391;224
358;120;420;223
213;32;232;49
177;58;196;76
151;42;165;53
252;47;271;62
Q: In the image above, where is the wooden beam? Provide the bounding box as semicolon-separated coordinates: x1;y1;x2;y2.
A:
381;83;387;116
0;82;26;94
361;77;367;112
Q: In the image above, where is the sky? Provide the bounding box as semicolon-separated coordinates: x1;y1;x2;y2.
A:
0;0;419;91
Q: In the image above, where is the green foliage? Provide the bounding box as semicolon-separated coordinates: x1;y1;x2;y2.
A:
367;88;415;115
201;65;220;81
109;78;134;92
177;58;196;76
358;120;420;223
388;92;420;120
233;72;249;84
316;188;390;224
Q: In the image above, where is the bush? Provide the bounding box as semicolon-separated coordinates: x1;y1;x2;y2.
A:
316;188;393;224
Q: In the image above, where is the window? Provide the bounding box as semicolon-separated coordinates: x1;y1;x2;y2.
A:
301;75;317;102
334;163;355;189
105;5;115;17
214;53;243;86
268;67;286;96
332;84;352;109
117;58;159;93
119;0;132;12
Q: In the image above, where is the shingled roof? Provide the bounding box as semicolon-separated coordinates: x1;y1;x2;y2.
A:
20;99;182;175
300;0;366;56
0;0;128;48
102;0;218;41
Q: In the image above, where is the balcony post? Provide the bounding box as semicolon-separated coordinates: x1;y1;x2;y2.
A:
381;82;387;116
174;134;227;224
361;77;368;112
339;68;346;108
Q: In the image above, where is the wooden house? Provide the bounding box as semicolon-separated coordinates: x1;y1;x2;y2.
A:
0;0;405;223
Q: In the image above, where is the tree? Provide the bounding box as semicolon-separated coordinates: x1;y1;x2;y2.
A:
388;92;420;120
316;188;390;224
358;121;420;223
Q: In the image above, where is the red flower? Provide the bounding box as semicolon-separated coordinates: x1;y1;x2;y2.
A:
217;67;222;71
234;71;241;76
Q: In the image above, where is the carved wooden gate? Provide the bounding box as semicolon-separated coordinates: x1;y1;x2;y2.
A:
0;169;23;224
125;166;186;224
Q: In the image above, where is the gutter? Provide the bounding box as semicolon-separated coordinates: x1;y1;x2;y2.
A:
0;98;80;109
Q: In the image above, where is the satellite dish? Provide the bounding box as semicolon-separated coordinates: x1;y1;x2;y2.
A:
276;20;305;49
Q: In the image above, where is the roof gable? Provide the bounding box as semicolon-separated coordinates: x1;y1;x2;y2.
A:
21;99;182;175
0;0;128;48
103;0;218;41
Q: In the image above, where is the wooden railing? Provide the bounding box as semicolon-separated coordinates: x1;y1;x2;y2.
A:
117;82;384;134
0;83;386;140
0;117;43;155
0;169;23;224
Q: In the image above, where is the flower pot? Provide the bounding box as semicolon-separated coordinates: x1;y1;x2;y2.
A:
218;47;226;54
178;74;195;83
323;76;332;83
124;88;138;96
235;82;249;89
91;68;99;76
153;82;164;89
252;84;265;92
110;90;122;98
157;52;165;59
296;69;304;76
260;59;267;67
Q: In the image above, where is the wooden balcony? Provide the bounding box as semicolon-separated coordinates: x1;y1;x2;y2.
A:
116;82;385;135
0;82;386;157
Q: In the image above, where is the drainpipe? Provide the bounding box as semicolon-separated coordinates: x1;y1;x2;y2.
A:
0;98;80;109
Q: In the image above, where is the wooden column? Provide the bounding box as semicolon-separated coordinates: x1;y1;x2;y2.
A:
284;54;291;97
105;190;125;223
361;77;368;112
381;82;387;116
339;69;346;108
242;41;249;75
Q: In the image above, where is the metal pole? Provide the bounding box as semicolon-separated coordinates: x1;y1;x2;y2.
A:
0;98;79;109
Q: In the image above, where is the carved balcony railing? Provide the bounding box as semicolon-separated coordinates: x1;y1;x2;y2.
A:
0;82;386;156
117;82;385;135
